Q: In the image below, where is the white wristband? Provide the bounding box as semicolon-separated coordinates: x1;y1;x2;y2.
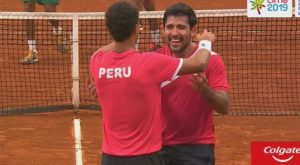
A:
198;40;212;52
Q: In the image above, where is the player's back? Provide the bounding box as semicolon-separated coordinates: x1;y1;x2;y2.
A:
89;49;181;156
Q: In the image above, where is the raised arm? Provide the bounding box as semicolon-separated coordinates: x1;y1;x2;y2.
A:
178;30;216;75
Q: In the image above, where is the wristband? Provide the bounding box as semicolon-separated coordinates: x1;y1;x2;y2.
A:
198;40;212;52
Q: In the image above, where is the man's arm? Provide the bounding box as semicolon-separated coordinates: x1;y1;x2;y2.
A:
178;30;216;75
190;73;229;115
87;77;97;99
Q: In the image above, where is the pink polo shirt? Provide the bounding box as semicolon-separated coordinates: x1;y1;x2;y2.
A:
157;45;229;145
89;49;182;156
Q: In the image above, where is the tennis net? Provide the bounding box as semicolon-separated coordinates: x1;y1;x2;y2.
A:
0;10;299;116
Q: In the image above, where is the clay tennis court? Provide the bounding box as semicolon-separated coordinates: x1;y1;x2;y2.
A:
0;0;300;165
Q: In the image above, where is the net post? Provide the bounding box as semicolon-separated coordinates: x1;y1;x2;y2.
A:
72;14;80;111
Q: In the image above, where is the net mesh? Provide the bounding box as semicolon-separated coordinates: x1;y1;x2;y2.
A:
0;10;299;116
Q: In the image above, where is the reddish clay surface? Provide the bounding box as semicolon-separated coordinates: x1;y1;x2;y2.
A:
1;110;300;165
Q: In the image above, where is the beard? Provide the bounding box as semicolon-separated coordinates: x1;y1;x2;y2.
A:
169;40;190;54
167;34;192;55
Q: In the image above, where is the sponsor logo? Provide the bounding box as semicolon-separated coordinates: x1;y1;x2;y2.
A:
251;142;300;164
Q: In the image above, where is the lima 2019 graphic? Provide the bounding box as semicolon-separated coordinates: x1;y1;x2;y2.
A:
250;0;266;15
247;0;292;17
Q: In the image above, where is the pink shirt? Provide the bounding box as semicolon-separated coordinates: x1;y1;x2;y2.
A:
89;49;182;156
157;45;229;145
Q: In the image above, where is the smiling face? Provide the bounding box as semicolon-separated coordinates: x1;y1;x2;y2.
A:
163;15;195;57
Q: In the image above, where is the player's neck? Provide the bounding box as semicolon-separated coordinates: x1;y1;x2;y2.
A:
114;37;136;53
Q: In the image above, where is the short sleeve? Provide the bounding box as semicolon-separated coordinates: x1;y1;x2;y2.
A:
206;55;229;92
142;52;182;83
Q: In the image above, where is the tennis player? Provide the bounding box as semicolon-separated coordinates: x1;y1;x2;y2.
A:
21;0;69;64
157;3;230;165
89;1;216;165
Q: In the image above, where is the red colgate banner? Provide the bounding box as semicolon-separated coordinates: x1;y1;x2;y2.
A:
251;142;300;165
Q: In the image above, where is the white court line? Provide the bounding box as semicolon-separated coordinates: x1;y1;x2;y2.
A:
74;118;83;165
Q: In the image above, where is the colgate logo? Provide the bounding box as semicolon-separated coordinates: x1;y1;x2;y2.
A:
263;146;300;163
252;142;300;165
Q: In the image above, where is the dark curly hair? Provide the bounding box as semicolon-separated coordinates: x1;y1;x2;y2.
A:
163;3;197;29
105;1;139;42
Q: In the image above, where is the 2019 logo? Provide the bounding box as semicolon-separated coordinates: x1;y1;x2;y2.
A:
267;0;289;12
247;0;292;17
250;0;266;15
